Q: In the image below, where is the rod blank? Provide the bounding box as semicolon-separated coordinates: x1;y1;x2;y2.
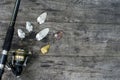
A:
0;0;21;79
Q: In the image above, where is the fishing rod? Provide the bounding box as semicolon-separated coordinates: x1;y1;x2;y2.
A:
0;0;21;79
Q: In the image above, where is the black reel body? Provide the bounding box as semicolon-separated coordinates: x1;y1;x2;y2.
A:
8;49;30;77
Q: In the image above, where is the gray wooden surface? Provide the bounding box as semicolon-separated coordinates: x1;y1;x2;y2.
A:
0;0;120;80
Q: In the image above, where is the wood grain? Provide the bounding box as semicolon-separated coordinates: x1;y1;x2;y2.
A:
0;0;120;80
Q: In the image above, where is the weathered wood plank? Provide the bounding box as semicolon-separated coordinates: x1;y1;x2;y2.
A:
3;56;120;80
1;0;120;24
8;23;120;56
0;0;120;80
1;22;120;56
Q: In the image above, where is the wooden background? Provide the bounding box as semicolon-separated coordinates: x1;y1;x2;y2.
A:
0;0;120;80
